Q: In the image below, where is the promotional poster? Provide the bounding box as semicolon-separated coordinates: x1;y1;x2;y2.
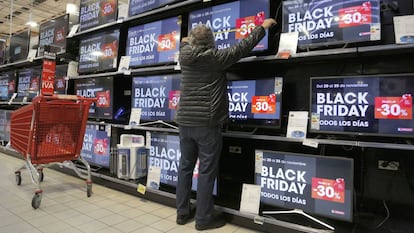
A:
75;77;113;120
227;77;283;127
188;0;269;51
0;71;16;101
17;67;41;101
38;14;69;56
128;0;179;17
78;29;119;74
131;74;181;122
310;75;414;137
81;123;111;168
79;0;118;31
148;132;217;194
255;150;353;222
282;0;381;47
126;16;181;67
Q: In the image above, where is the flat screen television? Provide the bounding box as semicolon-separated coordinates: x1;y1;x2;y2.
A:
9;30;31;63
227;77;283;129
81;122;111;168
282;0;381;49
38;14;69;56
309;74;414;138
255;149;353;222
148;132;217;195
0;39;6;64
79;0;118;31
188;0;269;51
128;0;180;17
126;16;181;67
16;66;41;102
0;71;16;101
131;74;181;122
54;64;68;94
78;28;120;74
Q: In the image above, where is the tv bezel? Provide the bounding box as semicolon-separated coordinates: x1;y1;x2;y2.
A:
78;0;119;32
38;14;70;56
0;70;16;101
16;66;41;102
226;77;284;130
9;29;31;63
309;73;414;139
281;0;382;50
128;0;181;17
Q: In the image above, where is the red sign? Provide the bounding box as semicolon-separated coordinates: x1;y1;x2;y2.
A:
339;1;372;28
375;95;413;119
96;90;111;108
41;59;56;96
251;94;276;114
94;138;108;155
168;90;180;109
311;177;345;203
157;31;178;52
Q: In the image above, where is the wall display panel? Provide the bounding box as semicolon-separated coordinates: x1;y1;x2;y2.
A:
255;149;353;222
38;14;69;56
126;16;181;67
148;132;217;195
9;30;31;63
78;29;120;74
79;0;118;31
188;0;269;51
310;74;414;138
131;74;181;122
282;0;381;49
74;76;114;120
16;66;41;102
128;0;180;17
81;123;111;168
0;71;16;101
227;77;283;129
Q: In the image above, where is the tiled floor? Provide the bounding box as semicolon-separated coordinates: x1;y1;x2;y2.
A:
0;153;259;233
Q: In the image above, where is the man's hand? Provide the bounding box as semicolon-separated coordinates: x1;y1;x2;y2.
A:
261;18;277;29
181;37;189;43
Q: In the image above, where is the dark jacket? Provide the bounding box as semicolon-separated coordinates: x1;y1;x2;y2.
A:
175;26;266;127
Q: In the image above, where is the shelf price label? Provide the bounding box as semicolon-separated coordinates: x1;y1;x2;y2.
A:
94;138;108;155
157;32;177;52
251;94;276;114
339;2;372;28
168;90;180;109
375;95;412;119
96;90;110;108
311;177;345;203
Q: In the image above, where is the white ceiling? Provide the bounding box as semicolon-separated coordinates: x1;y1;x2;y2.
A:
0;0;79;40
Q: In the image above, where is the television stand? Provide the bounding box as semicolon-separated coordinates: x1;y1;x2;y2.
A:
225;125;258;135
262;209;335;231
137;120;178;130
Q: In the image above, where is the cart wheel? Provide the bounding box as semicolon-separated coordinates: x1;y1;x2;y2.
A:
86;183;92;197
31;193;42;209
15;173;21;186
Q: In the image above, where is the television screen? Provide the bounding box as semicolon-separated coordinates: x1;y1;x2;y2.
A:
310;74;414;138
79;0;118;31
128;0;180;17
38;14;69;56
16;66;41;102
148;132;217;195
0;71;16;101
54;64;68;94
78;28;120;74
188;0;269;51
255;149;353;222
81;123;111;168
126;16;181;67
282;0;381;48
131;74;181;122
9;30;30;63
227;77;283;128
74;76;114;120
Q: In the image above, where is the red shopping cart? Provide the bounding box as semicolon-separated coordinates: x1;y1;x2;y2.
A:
10;94;95;209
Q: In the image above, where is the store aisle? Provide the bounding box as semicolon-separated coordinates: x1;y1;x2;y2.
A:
0;153;259;233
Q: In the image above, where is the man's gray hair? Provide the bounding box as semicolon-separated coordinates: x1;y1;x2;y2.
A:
189;24;215;48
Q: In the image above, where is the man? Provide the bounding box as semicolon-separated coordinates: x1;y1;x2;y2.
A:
175;18;277;231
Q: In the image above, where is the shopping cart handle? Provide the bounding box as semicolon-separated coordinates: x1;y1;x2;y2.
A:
41;94;97;102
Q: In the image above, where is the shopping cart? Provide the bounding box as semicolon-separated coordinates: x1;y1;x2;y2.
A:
10;94;95;209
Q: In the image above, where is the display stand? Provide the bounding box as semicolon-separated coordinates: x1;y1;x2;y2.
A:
137;120;178;130
262;209;335;231
225;125;258;135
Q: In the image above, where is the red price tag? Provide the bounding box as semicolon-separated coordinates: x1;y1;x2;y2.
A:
251;94;276;114
8;80;15;93
96;90;110;107
236;16;256;39
375;95;412;119
311;177;345;203
54;27;65;43
30;77;39;91
168;90;180;109
101;1;115;16
339;1;372;28
102;42;117;59
94;138;108;155
157;32;177;52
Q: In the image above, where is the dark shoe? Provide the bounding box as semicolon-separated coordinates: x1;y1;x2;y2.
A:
195;215;226;231
176;209;195;225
